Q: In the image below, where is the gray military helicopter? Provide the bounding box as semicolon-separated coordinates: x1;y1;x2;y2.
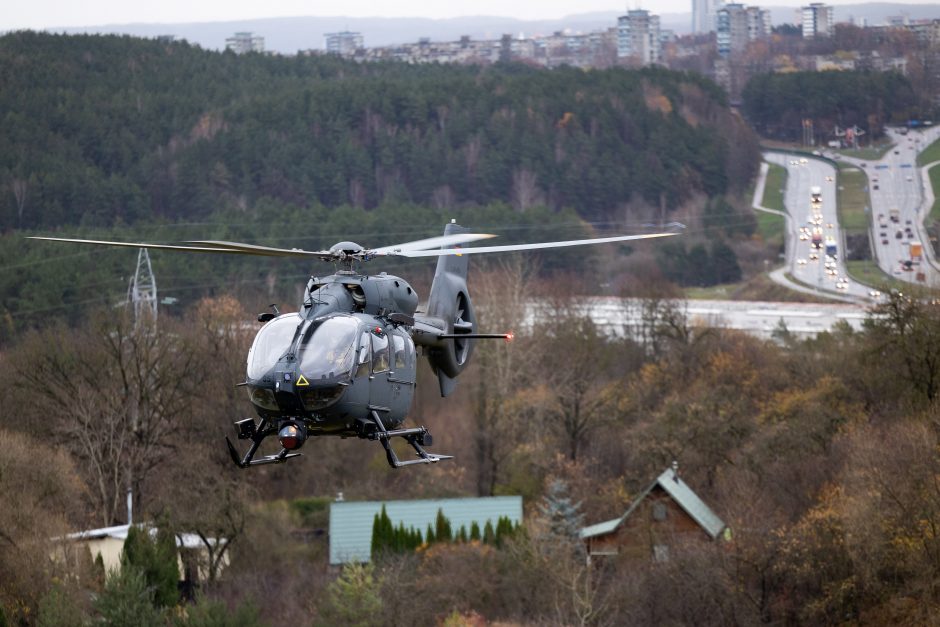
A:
30;222;676;468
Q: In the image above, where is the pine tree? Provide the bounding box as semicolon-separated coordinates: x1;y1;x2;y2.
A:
458;525;468;542
470;521;481;541
539;479;585;541
120;525;179;609
425;523;436;545
482;520;495;545
318;562;383;627
434;508;452;542
94;566;163;627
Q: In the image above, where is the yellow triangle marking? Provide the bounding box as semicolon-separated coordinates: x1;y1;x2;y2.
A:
296;374;310;387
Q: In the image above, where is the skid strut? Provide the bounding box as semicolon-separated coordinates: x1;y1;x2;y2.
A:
369;411;453;468
225;417;303;468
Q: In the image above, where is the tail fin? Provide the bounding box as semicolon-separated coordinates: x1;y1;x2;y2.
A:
415;222;478;397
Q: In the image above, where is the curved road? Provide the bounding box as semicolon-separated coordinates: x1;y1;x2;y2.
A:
763;152;871;302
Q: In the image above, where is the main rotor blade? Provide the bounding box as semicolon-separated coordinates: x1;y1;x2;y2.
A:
371;232;496;254
27;236;249;254
27;236;335;258
185;240;334;258
395;232;679;257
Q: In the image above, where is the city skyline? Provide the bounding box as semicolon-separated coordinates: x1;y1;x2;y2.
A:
4;0;940;32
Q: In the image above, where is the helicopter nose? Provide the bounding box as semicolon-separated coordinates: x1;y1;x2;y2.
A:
278;423;307;450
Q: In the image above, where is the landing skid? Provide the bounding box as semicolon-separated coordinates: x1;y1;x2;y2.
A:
367;410;454;468
223;414;453;469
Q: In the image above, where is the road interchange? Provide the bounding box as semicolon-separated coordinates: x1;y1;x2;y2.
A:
761;124;940;302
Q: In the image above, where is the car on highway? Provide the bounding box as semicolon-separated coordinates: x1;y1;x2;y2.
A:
874;184;880;190
797;258;807;266
896;231;904;239
907;176;913;182
882;238;889;245
825;176;833;181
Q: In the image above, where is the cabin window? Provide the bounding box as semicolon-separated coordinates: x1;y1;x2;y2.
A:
372;331;389;373
392;333;415;370
652;502;667;522
653;544;670;562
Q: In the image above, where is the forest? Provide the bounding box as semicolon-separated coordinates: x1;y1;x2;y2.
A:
741;70;918;142
0;31;764;338
2;271;940;625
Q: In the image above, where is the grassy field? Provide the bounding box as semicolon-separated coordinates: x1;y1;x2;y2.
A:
845;260;909;292
831;141;894;160
836;166;871;233
762;163;787;213
916;137;940;167
756;162;787;245
685;274;834;303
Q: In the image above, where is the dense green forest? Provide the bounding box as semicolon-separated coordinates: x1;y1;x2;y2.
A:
0;32;762;337
741;70;918;141
0;31;756;229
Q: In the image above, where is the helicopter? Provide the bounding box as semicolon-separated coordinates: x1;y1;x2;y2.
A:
29;221;677;468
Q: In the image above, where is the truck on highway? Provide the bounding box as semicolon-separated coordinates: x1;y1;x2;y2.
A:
825;237;837;258
910;241;923;261
889;208;900;223
810;186;822;204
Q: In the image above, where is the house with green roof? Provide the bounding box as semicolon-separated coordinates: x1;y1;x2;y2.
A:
579;465;726;562
329;495;523;564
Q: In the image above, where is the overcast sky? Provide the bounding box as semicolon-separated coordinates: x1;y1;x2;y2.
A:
5;0;939;31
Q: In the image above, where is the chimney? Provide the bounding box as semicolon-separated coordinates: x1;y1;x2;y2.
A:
672;460;679;482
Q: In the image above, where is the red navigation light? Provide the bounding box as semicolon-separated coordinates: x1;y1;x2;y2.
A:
505;331;514;343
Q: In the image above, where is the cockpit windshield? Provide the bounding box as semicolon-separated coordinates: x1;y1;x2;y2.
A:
299;316;360;380
247;314;302;380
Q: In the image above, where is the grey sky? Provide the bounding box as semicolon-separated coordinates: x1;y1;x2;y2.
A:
5;0;938;31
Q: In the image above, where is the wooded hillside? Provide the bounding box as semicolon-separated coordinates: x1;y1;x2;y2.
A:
0;31;757;229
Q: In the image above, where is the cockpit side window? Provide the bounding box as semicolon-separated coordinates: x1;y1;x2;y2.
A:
372;331;389;373
356;331;371;378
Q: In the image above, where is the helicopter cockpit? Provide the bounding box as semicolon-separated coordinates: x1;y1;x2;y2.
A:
245;312;416;424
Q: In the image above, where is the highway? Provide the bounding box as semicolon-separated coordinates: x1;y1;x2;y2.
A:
834;125;940;287
762;125;940;301
763;152;872;301
525;297;869;340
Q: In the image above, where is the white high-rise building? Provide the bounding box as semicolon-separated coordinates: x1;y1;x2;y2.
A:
692;0;722;34
802;3;835;38
325;31;364;56
618;9;661;65
225;32;264;54
717;4;770;56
